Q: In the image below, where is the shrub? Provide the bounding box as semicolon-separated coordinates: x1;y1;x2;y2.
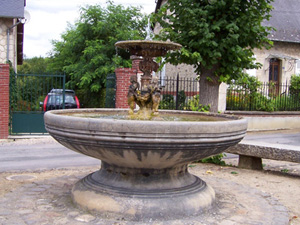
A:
194;153;227;166
159;94;175;109
177;90;186;110
290;74;300;100
186;95;210;112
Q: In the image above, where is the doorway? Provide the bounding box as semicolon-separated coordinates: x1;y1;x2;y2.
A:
269;58;281;96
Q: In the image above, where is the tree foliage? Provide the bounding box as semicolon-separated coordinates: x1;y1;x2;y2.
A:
17;57;53;74
49;2;147;107
154;0;274;112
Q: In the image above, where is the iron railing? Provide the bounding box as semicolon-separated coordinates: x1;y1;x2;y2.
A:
159;74;199;110
105;73;300;112
105;73;116;108
9;73;66;134
226;82;300;111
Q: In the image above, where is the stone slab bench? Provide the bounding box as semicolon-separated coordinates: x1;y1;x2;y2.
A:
225;141;300;170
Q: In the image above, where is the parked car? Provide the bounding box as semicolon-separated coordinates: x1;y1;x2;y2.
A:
42;89;80;112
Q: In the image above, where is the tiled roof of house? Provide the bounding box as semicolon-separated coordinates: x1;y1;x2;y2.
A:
155;0;300;43
263;0;300;43
0;0;25;18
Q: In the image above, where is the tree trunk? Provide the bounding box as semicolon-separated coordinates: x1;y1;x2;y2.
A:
199;66;221;113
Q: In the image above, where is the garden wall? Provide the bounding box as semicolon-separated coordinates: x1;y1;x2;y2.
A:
226;111;300;131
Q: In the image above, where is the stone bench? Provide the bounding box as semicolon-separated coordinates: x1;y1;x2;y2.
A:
226;141;300;170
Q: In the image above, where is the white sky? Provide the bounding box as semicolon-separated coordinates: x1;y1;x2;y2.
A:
23;0;157;58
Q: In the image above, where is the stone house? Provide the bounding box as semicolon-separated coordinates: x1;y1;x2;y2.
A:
0;0;26;71
255;0;300;85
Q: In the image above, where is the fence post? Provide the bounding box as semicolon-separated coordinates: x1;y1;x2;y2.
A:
62;73;66;109
175;73;179;110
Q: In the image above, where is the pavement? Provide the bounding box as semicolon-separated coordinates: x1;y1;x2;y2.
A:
0;129;299;224
243;129;300;150
0;136;100;172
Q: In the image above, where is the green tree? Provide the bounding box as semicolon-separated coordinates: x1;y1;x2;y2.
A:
17;57;52;74
154;0;274;112
48;2;147;108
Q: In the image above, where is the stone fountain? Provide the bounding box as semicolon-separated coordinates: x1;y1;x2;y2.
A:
115;39;181;118
44;33;247;221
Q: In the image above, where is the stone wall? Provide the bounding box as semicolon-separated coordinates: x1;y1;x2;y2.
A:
0;64;9;139
0;18;17;70
254;41;300;83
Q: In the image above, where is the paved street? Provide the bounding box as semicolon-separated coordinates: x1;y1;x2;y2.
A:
245;129;300;147
0;137;100;172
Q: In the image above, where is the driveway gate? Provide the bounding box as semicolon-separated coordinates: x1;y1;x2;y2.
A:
9;73;65;134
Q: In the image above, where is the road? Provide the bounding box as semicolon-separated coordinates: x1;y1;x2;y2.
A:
0;137;100;172
244;129;300;147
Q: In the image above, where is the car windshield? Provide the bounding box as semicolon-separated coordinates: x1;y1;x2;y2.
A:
48;94;75;104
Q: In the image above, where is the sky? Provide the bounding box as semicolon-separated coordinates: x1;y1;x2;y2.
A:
23;0;157;58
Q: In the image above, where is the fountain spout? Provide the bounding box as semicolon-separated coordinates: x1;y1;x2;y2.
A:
145;17;153;40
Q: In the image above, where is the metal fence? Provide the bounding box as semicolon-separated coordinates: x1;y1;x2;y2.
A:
105;73;116;108
105;73;300;112
9;73;66;134
226;82;300;111
159;74;199;110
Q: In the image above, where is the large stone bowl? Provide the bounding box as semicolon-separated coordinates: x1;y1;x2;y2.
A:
115;40;182;57
44;108;247;221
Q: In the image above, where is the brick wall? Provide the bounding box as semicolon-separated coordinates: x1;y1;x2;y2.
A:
0;64;9;139
115;57;142;108
115;68;135;108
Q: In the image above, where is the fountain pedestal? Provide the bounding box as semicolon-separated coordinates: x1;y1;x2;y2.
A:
72;162;215;220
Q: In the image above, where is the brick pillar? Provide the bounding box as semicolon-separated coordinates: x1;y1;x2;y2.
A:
0;64;10;139
115;57;143;109
131;56;143;72
115;68;135;108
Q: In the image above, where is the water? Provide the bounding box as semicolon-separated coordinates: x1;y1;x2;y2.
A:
64;111;230;122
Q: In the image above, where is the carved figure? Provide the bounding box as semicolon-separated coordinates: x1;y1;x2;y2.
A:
151;77;161;114
127;75;139;114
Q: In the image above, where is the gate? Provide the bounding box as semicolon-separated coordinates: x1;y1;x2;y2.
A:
159;74;199;110
9;73;65;134
105;73;116;108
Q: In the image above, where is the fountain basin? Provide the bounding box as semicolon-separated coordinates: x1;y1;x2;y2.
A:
44;109;247;221
115;40;182;57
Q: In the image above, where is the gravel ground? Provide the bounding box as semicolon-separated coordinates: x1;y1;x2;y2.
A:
0;137;299;224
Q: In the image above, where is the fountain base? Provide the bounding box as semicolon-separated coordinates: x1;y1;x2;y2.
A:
71;163;215;221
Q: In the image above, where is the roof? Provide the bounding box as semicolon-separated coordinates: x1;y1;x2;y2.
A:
262;0;300;43
155;0;300;43
0;0;25;18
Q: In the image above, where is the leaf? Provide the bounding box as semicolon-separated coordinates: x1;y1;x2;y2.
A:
206;170;213;174
188;164;196;167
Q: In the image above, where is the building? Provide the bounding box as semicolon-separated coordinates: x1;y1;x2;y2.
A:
0;0;26;71
255;0;300;85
